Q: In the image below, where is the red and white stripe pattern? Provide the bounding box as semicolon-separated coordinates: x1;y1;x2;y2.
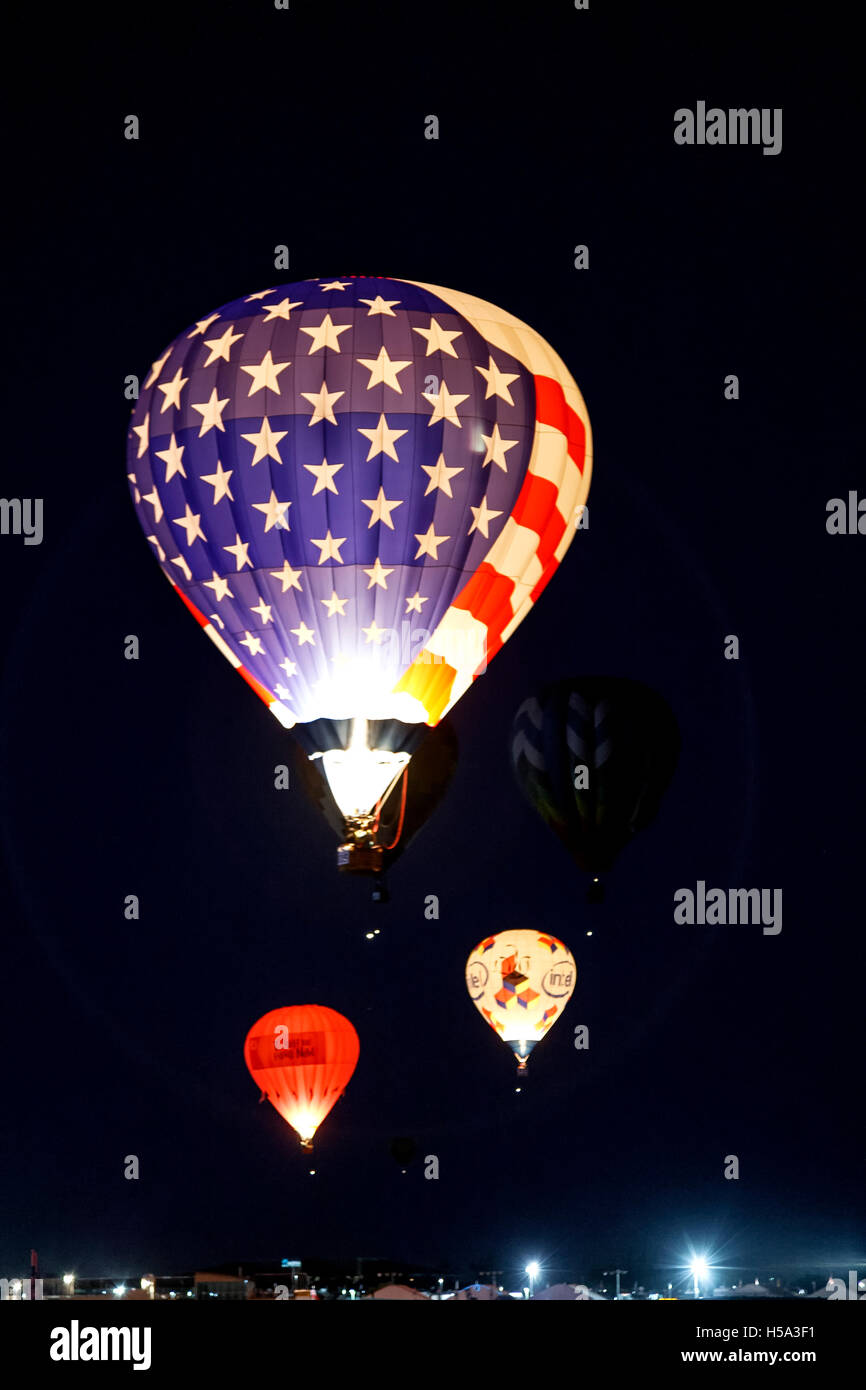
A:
393;281;592;724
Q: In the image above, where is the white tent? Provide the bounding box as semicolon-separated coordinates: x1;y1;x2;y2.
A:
365;1283;430;1300
536;1283;605;1301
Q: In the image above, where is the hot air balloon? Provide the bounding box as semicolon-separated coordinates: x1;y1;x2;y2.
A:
290;718;458;901
510;678;680;901
465;930;576;1073
127;276;591;876
389;1136;418;1173
243;1005;359;1151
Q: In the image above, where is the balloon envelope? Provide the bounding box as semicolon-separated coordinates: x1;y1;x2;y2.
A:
127;277;591;823
243;1005;359;1148
511;677;680;882
465;929;576;1071
389;1136;418;1169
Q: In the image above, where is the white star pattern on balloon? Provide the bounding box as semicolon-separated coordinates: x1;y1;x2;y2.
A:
475;355;520;405
300;313;353;354
363;557;394;589
321;591;349;617
239;631;265;656
414;524;450;559
252;491;292;532
362;487;403;530
304;458;343;494
158;367;188;413
311;531;347;564
200;461;234;504
421;453;463;497
357;414;407;461
481;423;519;471
271;561;303;592
132;417;149;458
191;388;230;435
422;380;470;428
262;298;303;321
224;533;252;569
144;351;171;388
126;276;589;731
250;598;274;624
241;417;288;464
172;504;207;547
468;495;503;538
202;325;244;365
358;295;401;316
301;382;344;426
154;434;186;481
356;346;412;392
413;316;463;356
241;350;291;396
203;571;234;601
187;313;220;337
142;487;163;523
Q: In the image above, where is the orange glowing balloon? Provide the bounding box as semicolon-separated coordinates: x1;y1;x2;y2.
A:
243;1005;360;1151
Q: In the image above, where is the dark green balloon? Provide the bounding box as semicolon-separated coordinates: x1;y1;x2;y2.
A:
389;1136;418;1169
511;678;680;882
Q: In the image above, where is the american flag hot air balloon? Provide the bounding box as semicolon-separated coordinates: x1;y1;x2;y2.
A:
128;277;592;873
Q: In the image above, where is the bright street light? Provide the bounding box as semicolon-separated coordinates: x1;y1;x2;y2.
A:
689;1257;709;1299
525;1261;540;1297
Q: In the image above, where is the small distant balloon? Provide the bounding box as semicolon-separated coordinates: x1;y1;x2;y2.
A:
389;1136;418;1172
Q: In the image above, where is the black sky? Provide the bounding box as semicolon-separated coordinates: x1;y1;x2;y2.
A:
0;1;862;1285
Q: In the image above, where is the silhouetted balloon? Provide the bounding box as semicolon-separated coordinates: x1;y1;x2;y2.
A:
389;1137;418;1172
511;677;680;897
243;1005;359;1151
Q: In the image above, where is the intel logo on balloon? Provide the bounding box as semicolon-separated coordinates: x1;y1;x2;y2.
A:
466;962;488;998
542;964;574;997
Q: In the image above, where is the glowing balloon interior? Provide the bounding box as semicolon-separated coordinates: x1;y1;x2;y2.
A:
243;1005;360;1150
465;930;576;1072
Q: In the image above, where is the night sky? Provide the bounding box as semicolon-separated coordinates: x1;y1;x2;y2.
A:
1;1;862;1288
